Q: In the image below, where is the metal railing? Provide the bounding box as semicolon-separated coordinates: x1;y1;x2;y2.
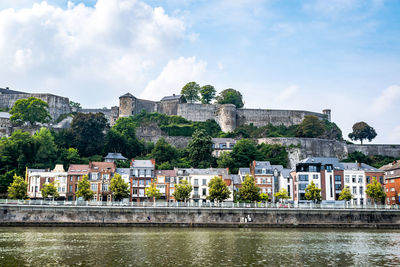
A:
0;199;399;210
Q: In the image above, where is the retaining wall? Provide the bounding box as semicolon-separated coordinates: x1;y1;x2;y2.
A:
1;205;400;228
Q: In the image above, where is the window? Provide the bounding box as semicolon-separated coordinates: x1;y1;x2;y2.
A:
299;175;309;181
69;185;73;192
358;176;363;183
267;177;271;184
262;168;266;174
335;175;341;182
391;188;395;192
146;180;150;186
135;170;139;177
379;176;384;184
352;175;356;183
77;176;80;181
93;195;97;201
366;176;370;183
70;176;73;182
194;179;199;186
139;180;144;186
325;165;332;172
359;186;363;194
262;178;266;184
170;188;174;195
352;186;357;194
313;174;319;180
91;183;98;192
309;165;317;172
335;184;341;190
102;184;108;191
392;197;396;201
103;174;109;180
345;175;350;183
390;179;394;183
202;179;207;186
267;188;271;194
202;188;207;196
139;189;145;197
299;183;307;190
158;177;165;183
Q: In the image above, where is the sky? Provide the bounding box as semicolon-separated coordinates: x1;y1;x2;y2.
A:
0;0;399;144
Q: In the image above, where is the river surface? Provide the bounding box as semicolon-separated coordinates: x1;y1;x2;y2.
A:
0;227;400;266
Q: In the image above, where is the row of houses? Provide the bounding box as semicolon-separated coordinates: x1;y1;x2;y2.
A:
25;153;400;205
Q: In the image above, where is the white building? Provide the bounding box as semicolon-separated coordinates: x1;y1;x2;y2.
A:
175;168;232;203
342;163;368;205
27;164;68;199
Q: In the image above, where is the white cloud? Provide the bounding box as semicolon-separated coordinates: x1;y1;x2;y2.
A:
0;0;187;107
274;85;299;103
372;85;400;113
140;56;207;100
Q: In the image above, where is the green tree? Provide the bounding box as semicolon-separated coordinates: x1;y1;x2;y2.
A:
173;179;193;202
110;173;130;201
338;186;353;201
216;88;244;108
259;193;269;203
366;177;386;204
274;188;290;202
181;82;200;103
305;180;321;202
0;171;15;194
69;101;82;112
71;113;109;157
348;121;377;145
200;85;216;104
207;176;230;202
217;152;235;171
145;182;162;202
238;175;260;202
296;115;325;138
76;175;94;201
7;174;28;199
229;139;263;173
9;97;52;126
150;138;179;166
258;143;288;167
41;181;59;199
187;129;213;168
33;127;58;168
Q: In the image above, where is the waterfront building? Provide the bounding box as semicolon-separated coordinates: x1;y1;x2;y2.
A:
238;168;250;182
66;164;89;201
175;168;231;203
155;169;177;202
27;164;68;199
250;161;274;198
87;162;116;202
381;160;400;205
278;168;294;201
293;158;343;203
130;159;155;202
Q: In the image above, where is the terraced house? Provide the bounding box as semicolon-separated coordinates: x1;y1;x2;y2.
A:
87;162;116;202
27;164;68;199
381;161;400;205
130;159;155;202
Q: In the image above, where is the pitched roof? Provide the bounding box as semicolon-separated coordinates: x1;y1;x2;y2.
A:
119;92;135;98
238;168;250;175
116;168;130;175
131;159;155;168
254;161;272;169
230;174;242;185
105;153;127;161
341;162;381;172
160;94;182;101
68;164;89;174
89;162;115;171
175;168;229;178
156;170;176;176
299;157;342;168
380;160;400;171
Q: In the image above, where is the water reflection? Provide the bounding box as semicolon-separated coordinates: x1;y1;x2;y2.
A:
0;228;400;266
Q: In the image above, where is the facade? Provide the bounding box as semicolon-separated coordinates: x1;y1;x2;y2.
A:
87;162;116;202
381;161;400;205
130;159;156;202
155;169;177;202
212;138;236;157
175;168;231;203
278;168;294;201
342;163;370;205
250;161;274;198
116;168;130;184
66;164;89;201
27;165;68;199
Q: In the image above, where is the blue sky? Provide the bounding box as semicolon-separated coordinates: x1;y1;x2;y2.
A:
0;0;399;144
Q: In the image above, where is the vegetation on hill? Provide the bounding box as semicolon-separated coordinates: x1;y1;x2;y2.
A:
342;151;398;169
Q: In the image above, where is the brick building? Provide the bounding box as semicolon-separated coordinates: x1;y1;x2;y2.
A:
66;164;89;201
381;161;400;205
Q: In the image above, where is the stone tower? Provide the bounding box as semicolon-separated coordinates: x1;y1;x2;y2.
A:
216;104;237;132
119;93;135;117
322;109;331;122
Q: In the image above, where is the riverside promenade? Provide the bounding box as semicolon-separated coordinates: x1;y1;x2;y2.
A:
1;200;400;228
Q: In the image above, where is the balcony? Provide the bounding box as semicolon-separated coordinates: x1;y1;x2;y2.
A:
193;194;201;199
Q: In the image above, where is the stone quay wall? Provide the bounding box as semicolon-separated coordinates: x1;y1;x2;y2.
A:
1;205;400;228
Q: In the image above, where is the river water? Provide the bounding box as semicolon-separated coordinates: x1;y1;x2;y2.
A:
0;227;400;266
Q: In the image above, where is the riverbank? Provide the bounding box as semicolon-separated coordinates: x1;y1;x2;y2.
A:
2;204;400;228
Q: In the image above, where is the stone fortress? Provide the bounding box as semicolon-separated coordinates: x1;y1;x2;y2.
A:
118;92;332;132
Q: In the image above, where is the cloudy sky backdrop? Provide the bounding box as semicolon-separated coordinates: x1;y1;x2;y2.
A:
0;0;399;143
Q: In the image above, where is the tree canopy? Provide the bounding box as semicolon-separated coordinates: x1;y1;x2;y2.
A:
7;174;28;199
216;88;244;108
348;121;377;145
110;173;129;201
76;175;94;201
173;179;193;202
338;186;353;201
145;182;162;202
366;177;385;204
41;181;59;199
207;176;230;202
200;85;216;104
187;129;213;168
181;82;200;103
305;181;321;202
238;175;260;202
274;188;290;202
10;97;52;126
296;115;325;138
